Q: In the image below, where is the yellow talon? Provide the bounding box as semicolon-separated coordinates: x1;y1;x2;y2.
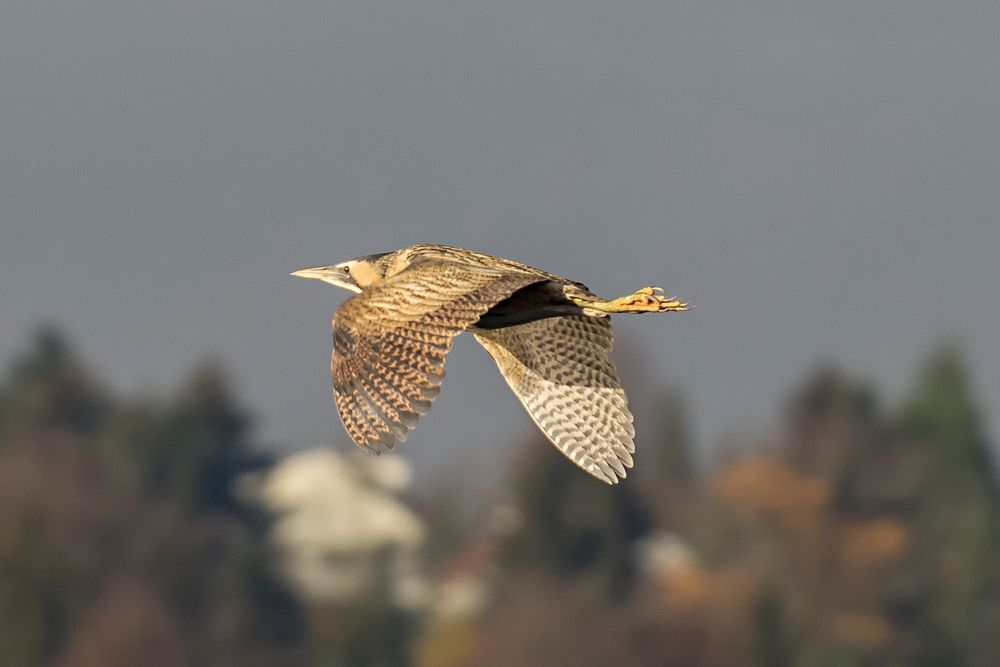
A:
570;285;690;314
598;287;690;313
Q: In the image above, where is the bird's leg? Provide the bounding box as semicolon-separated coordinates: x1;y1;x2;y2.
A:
571;286;690;314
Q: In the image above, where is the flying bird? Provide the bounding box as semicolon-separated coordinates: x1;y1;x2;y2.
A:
292;244;688;484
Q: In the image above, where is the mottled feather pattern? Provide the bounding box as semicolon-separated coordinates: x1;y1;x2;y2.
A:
332;261;544;452
299;244;669;484
474;315;635;484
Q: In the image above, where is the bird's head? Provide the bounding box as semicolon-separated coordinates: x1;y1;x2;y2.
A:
291;253;392;293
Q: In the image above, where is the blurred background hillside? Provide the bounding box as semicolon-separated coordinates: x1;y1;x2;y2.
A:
1;327;997;665
4;2;1000;665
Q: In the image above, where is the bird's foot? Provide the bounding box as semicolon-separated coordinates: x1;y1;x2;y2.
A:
580;286;690;314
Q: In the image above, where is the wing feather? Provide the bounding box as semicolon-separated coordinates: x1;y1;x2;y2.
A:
474;315;635;484
333;261;545;453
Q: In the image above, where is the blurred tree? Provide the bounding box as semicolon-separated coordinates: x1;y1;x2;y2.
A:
1;326;110;439
0;328;304;666
899;344;994;481
782;366;880;513
503;434;651;598
707;368;910;665
652;387;696;485
143;362;269;516
753;582;792;667
637;387;698;531
892;343;1000;664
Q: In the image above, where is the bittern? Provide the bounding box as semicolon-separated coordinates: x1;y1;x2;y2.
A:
292;244;688;484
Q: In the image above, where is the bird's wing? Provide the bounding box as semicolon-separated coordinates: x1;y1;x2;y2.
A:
333;261;545;453
473;315;635;484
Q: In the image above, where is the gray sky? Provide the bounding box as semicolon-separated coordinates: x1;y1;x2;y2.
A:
3;3;999;482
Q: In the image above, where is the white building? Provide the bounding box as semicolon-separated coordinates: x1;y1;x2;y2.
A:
250;448;428;608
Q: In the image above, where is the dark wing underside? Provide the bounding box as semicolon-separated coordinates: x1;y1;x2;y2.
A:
474;315;635;484
332;260;545;453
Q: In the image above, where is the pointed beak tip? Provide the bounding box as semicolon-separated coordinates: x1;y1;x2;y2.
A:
291;266;343;283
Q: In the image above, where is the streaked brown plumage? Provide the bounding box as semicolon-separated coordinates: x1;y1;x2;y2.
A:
292;244;688;484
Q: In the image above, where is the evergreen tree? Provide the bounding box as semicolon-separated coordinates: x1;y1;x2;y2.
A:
0;329;304;665
783;366;878;506
142;362;268;516
2;326;110;439
895;343;999;664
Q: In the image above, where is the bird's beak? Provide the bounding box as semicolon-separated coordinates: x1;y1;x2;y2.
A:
291;264;360;292
290;265;343;282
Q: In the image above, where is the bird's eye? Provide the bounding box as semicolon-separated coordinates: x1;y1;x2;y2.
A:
342;265;350;274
